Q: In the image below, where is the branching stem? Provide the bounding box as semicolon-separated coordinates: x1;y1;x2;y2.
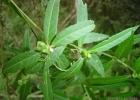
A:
69;43;83;51
102;52;136;73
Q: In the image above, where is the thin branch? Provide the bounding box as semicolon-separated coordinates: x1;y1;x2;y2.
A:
58;8;76;32
83;85;92;100
27;91;43;99
102;52;136;73
10;0;44;35
69;43;83;51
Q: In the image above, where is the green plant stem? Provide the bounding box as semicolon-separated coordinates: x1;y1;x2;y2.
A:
102;52;136;73
10;0;44;35
83;85;92;100
69;43;83;51
53;63;67;71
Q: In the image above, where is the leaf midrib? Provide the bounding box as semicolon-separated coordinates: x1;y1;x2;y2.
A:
88;76;130;84
53;22;93;46
46;0;56;42
59;58;83;78
3;53;39;73
89;31;131;52
117;35;133;58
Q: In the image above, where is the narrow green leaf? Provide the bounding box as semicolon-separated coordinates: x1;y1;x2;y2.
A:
88;82;131;90
52;79;67;89
3;0;43;34
42;68;53;100
56;58;84;79
109;91;137;98
53;90;68;100
89;25;139;53
134;34;140;44
115;33;134;58
25;61;44;74
21;29;30;52
133;79;140;89
52;78;73;89
2;0;24;19
56;54;69;70
44;46;65;70
2;51;41;74
83;32;109;44
69;97;82;100
5;46;22;55
70;70;87;85
44;0;60;42
52;20;95;46
86;75;131;85
89;59;114;76
77;0;88;46
103;59;114;72
13;72;23;89
77;0;88;23
87;54;104;77
84;87;96;100
134;57;140;74
19;79;30;100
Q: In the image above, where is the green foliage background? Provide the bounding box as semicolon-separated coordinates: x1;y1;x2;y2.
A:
0;0;140;99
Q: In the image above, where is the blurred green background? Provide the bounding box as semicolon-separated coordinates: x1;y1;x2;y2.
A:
0;0;140;99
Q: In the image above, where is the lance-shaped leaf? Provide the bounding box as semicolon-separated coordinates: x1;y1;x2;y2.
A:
89;59;114;76
52;79;67;89
70;70;87;85
87;54;104;77
42;68;53;100
83;32;109;44
44;46;65;70
2;51;41;75
77;0;88;23
115;32;134;58
89;25;139;53
19;79;30;100
21;29;30;52
56;54;69;70
77;0;88;46
134;34;140;45
84;87;96;100
88;82;131;90
86;75;131;85
52;78;73;89
134;57;140;74
25;61;44;74
53;90;68;100
133;79;140;89
56;58;84;79
109;91;138;98
5;46;22;55
52;20;95;46
44;0;60;42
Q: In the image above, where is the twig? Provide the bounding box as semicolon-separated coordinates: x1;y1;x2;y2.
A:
102;52;136;73
27;91;43;99
58;8;76;32
69;43;82;51
83;85;92;100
